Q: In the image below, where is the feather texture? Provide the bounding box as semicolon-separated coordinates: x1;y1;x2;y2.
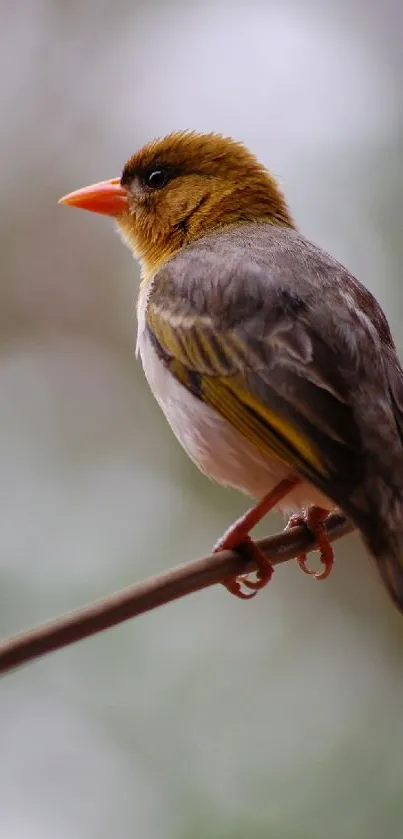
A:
138;325;331;508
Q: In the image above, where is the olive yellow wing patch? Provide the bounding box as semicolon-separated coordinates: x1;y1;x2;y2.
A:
148;312;329;486
145;259;362;495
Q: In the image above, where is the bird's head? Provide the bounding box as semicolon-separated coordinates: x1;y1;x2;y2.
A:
60;131;294;279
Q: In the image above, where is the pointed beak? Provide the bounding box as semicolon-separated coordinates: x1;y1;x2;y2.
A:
58;178;129;217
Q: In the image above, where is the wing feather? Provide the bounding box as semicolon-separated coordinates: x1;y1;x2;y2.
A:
145;249;371;498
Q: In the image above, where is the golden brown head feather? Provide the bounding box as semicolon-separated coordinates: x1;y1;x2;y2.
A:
117;131;294;279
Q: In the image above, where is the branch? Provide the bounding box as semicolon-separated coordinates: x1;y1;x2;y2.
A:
0;513;353;675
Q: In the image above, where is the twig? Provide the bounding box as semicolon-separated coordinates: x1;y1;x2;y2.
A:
0;513;353;676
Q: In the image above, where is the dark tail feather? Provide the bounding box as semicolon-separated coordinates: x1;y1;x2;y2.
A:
370;539;403;614
358;523;403;614
344;478;403;614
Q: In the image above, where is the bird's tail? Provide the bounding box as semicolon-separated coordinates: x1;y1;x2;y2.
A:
350;489;403;614
369;538;403;613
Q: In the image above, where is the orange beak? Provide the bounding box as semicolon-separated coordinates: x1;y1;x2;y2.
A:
58;178;129;217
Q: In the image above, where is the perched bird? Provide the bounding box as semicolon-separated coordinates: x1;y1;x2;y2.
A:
60;131;403;611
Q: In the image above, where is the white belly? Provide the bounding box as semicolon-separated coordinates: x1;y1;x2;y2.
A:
137;320;332;513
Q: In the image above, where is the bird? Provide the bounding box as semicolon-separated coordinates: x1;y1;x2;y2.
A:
59;130;403;611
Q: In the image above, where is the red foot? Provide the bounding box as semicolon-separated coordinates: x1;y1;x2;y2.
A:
213;476;300;599
215;533;274;599
286;506;334;580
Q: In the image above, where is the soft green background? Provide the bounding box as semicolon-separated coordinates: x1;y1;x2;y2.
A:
1;1;403;837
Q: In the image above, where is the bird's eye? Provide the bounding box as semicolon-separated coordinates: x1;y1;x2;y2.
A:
143;169;169;189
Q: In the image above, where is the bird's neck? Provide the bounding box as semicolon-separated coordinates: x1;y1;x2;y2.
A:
125;180;295;284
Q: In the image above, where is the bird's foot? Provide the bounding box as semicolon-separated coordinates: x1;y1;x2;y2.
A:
214;532;273;599
286;506;334;580
213;476;300;599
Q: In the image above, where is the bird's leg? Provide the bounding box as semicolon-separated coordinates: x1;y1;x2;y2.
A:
285;506;334;580
213;476;300;599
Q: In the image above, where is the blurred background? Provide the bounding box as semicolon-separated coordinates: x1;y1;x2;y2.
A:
1;1;403;837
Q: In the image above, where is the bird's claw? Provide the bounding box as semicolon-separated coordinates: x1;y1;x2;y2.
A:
222;576;257;599
286;508;334;580
213;478;299;600
215;534;273;600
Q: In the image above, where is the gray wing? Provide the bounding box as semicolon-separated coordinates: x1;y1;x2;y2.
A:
146;226;403;610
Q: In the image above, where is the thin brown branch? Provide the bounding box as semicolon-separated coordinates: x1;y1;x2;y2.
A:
0;513;353;676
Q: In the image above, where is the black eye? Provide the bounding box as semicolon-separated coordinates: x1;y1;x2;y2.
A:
143;168;169;189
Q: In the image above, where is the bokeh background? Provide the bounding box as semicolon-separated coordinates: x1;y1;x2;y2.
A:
2;1;403;837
